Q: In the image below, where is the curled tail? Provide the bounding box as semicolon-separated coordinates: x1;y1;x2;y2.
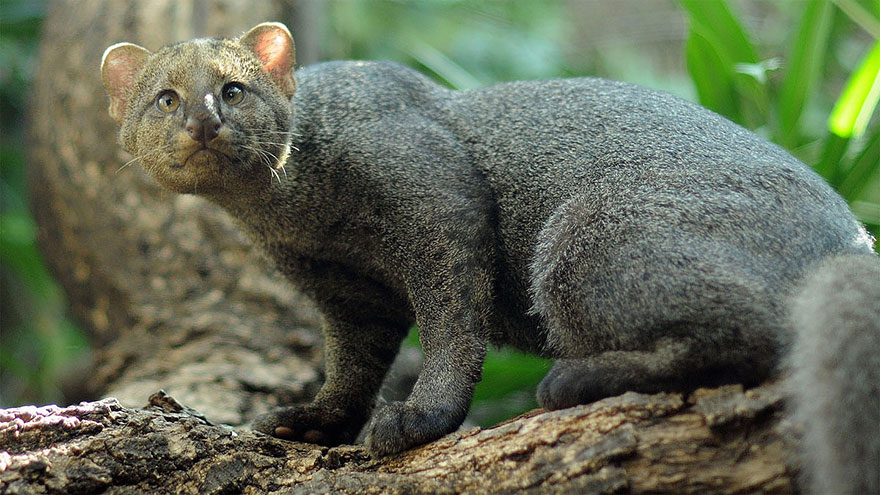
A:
788;253;880;495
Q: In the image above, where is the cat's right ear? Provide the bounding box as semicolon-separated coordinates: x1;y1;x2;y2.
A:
101;43;151;124
240;22;297;99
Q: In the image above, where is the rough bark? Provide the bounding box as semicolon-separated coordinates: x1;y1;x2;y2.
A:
13;0;799;493
1;383;795;495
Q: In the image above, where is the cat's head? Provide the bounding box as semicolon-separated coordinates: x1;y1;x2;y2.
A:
101;22;296;197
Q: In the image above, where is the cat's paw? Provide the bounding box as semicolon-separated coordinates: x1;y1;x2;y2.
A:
536;358;624;410
363;401;462;457
251;404;362;446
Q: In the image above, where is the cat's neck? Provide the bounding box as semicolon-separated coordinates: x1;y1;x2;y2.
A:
209;173;283;218
202;131;296;218
206;168;308;250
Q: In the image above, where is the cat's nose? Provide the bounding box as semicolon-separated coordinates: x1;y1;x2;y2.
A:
186;114;221;144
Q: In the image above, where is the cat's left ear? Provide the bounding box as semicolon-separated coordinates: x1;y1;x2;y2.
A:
240;22;297;99
101;42;151;124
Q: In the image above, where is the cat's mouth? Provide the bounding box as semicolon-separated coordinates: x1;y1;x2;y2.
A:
181;147;230;168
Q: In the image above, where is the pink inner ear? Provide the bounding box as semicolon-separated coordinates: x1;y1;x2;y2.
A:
103;45;149;122
254;31;292;74
107;55;139;96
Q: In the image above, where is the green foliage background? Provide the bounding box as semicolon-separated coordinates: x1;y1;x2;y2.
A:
1;0;878;427
1;0;90;408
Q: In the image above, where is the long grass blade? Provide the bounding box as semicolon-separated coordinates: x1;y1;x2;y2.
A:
685;30;741;122
678;0;758;64
405;40;482;90
815;133;851;184
777;0;834;147
838;124;880;200
678;0;768;128
828;41;880;139
832;0;880;39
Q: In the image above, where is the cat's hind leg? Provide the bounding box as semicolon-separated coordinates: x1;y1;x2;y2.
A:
529;193;784;409
537;337;755;410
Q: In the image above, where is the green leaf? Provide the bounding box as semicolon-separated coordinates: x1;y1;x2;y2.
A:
851;200;880;229
678;0;759;64
829;40;880;139
678;0;768;128
833;0;880;39
404;40;483;90
777;0;835;147
815;132;851;184
838;124;880;200
473;350;550;402
685;30;741;122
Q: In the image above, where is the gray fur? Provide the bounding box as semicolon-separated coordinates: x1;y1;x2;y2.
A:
788;255;880;495
101;24;878;492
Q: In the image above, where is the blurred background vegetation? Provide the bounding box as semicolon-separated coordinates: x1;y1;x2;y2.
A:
2;0;878;427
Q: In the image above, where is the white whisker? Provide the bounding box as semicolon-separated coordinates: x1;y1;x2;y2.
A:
116;144;174;174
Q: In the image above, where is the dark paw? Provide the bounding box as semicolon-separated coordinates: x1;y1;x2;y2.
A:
537;359;613;410
364;402;463;457
251;404;363;446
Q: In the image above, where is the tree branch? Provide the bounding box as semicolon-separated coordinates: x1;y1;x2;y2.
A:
1;383;795;494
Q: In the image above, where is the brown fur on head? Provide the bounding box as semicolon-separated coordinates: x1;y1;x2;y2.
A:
101;23;296;198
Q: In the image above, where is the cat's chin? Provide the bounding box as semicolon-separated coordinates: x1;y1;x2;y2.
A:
146;157;225;195
149;157;265;197
182;148;230;169
152;173;215;195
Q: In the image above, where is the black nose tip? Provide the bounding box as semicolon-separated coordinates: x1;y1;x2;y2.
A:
186;115;221;144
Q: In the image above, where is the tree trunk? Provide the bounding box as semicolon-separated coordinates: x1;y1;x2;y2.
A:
28;0;324;423
10;0;799;493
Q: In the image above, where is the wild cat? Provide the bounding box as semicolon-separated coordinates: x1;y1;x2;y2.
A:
102;22;879;494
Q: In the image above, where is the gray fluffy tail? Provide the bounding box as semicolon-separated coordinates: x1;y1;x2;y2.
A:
788;253;880;495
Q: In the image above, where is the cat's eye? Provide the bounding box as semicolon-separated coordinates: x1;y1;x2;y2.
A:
156;90;180;113
222;83;245;105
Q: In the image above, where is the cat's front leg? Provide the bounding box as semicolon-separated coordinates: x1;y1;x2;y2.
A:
364;310;487;456
252;267;411;447
364;235;494;456
253;310;409;445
